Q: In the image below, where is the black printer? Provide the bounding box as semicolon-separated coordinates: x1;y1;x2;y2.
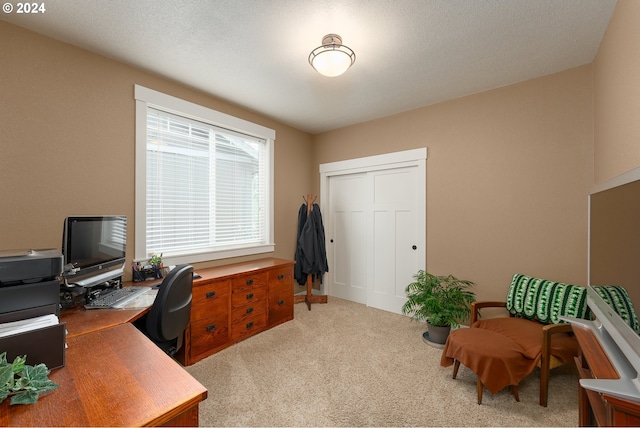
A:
0;249;63;315
0;249;66;369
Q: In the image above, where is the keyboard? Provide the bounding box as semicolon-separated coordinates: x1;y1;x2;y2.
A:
85;286;150;309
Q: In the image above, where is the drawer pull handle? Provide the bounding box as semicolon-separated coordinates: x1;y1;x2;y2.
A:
278;274;285;280
246;293;254;300
278;299;285;306
246;321;254;329
206;291;216;298
246;307;254;314
246;279;254;285
206;324;216;332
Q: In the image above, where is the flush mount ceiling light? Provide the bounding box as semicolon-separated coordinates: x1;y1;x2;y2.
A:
308;34;356;77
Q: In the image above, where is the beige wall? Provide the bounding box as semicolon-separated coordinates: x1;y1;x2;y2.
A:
593;0;640;184
0;22;313;276
313;66;594;301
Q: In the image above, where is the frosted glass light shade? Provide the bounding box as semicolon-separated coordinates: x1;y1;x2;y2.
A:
309;34;356;77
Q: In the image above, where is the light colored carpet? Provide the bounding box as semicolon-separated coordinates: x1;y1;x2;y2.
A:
185;297;578;427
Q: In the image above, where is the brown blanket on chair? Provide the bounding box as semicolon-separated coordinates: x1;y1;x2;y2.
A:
440;318;577;394
441;326;539;394
473;317;578;364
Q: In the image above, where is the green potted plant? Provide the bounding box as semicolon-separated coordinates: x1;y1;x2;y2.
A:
401;270;476;345
0;352;58;405
149;253;163;279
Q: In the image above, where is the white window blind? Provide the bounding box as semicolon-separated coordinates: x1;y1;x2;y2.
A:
134;85;275;263
145;108;268;258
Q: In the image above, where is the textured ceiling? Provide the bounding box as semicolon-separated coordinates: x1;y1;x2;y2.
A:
2;0;617;134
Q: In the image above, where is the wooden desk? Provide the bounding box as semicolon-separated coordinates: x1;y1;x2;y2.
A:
62;282;157;338
63;306;148;338
573;323;640;426
0;323;207;427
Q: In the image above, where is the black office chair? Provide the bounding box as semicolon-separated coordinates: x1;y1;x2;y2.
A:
135;264;193;356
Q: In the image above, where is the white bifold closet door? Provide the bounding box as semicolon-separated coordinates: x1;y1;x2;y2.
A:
321;149;426;315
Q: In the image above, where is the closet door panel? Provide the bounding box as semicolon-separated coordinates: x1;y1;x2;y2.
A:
367;166;423;314
327;173;367;304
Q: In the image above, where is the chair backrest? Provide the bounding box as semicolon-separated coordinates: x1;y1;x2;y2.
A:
505;274;640;332
146;264;193;343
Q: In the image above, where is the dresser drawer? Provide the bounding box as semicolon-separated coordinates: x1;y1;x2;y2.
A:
232;298;267;325
231;284;267;309
231;272;267;294
268;266;293;295
191;280;230;321
268;289;293;327
231;310;267;342
189;311;230;359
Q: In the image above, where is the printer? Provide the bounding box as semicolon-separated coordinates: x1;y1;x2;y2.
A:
0;248;63;285
0;249;63;315
0;249;66;369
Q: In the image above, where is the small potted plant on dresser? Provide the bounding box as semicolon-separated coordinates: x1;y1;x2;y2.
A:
401;270;476;345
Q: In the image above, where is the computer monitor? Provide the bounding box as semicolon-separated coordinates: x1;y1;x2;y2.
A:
562;166;640;402
62;216;127;288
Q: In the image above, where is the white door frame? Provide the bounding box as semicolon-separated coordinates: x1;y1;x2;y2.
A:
319;148;427;296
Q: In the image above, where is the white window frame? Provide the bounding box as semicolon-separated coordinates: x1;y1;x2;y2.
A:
134;85;275;265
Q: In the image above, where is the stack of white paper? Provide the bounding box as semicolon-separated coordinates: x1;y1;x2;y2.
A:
0;314;59;338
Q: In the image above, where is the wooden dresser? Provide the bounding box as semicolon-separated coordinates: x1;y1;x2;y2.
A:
573;323;640;426
177;258;294;366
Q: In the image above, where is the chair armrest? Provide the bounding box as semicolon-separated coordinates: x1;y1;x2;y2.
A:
539;322;575;407
540;323;574;365
542;323;573;335
471;301;507;324
541;323;573;351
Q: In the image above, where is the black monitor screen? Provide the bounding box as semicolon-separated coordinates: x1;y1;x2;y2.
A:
63;216;127;273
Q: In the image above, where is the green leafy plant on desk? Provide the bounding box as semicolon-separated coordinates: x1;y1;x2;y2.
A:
149;253;164;278
0;352;58;405
150;253;162;267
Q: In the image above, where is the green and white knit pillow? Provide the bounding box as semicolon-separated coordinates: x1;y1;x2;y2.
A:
593;285;640;334
506;273;589;324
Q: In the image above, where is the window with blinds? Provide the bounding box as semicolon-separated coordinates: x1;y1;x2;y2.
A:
135;85;275;263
